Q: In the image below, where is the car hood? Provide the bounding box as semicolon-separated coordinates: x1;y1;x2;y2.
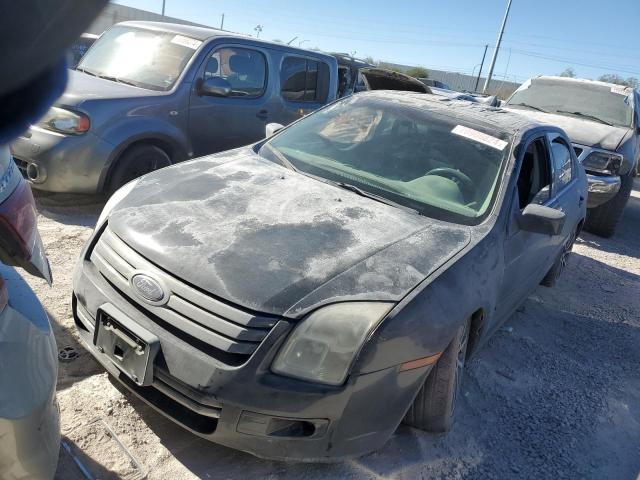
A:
57;69;158;108
503;108;629;151
360;68;431;94
107;149;471;317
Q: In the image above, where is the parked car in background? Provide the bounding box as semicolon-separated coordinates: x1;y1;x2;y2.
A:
331;53;429;97
421;78;451;90
67;32;99;68
504;76;639;237
72;92;585;460
11;21;338;194
0;146;58;479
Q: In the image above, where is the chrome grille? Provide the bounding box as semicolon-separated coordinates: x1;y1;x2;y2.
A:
90;227;277;357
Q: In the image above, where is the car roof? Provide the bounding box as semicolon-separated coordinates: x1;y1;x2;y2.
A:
115;21;335;60
360;90;546;137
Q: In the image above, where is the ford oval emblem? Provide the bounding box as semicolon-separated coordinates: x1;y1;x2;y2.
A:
131;273;166;304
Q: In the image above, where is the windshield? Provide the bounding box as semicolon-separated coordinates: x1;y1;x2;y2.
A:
260;95;511;225
77;26;201;91
506;80;634;128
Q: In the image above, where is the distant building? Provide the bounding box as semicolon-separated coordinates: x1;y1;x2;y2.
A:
86;3;211;35
421;68;520;98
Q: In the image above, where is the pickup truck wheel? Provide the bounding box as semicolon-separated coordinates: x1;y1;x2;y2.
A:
584;172;633;238
108;144;171;193
403;318;470;433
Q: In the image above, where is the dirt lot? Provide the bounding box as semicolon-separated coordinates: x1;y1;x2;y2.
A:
22;180;640;480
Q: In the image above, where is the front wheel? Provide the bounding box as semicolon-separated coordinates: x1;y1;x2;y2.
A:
403;319;470;432
107;144;171;193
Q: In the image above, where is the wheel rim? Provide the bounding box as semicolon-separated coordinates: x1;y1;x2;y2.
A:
559;229;577;273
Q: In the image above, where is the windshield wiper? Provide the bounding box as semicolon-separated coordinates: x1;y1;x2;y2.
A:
76;67;98;77
334;182;417;212
264;144;297;172
556;110;613;126
508;103;550;113
95;74;140;87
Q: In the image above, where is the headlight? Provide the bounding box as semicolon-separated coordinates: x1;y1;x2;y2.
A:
96;179;139;227
581;150;623;175
272;302;394;386
37;106;90;135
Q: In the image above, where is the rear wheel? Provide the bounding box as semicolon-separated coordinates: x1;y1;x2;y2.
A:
541;225;578;287
403;319;470;432
584;172;633;238
107;144;171;193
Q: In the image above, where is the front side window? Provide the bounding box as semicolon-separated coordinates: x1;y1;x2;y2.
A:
550;139;573;192
516;138;552;209
205;47;266;97
281;57;330;103
260;95;511;224
78;26;200;91
506;79;634;128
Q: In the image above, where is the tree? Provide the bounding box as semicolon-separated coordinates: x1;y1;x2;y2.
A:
598;74;638;88
405;67;429;79
377;62;405;73
559;67;576;78
363;56;375;65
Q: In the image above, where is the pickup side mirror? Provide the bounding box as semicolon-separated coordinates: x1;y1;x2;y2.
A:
199;77;232;97
517;203;565;235
265;123;284;138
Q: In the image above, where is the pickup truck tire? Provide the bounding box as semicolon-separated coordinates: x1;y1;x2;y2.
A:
584;172;633;238
403;318;470;433
108;144;171;193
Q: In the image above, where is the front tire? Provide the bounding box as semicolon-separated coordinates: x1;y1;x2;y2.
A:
584;172;633;238
107;144;171;193
403;319;470;433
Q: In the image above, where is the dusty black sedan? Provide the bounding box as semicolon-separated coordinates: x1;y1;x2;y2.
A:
72;92;587;460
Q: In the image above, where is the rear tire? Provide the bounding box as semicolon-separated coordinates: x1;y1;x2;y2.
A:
107;144;171;193
541;225;577;287
584;172;633;238
403;319;470;433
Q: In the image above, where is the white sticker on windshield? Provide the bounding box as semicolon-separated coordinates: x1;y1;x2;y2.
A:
451;125;508;151
171;35;202;50
611;85;632;96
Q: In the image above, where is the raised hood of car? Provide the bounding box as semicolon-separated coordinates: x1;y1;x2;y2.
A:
506;108;629;151
57;70;158;108
107;149;471;317
360;68;431;94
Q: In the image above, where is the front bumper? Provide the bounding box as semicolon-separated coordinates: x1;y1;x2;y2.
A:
586;173;621;209
0;265;60;479
72;240;431;461
10;126;114;193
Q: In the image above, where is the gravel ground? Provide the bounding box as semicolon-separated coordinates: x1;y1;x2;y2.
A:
21;180;640;480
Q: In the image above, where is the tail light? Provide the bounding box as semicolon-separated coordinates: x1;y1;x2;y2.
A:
0;275;8;313
0;180;38;262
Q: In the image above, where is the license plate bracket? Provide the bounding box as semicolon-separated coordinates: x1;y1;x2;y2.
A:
94;304;159;386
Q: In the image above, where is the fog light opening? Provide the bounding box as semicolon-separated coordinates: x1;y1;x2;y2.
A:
26;163;40;181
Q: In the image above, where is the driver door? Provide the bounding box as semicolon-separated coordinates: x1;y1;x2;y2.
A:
188;45;273;157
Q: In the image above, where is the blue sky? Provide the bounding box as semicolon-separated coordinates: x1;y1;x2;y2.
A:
114;0;640;83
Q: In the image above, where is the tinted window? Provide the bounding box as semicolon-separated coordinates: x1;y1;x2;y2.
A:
517;138;552;208
550;140;573;192
207;47;266;97
281;57;329;103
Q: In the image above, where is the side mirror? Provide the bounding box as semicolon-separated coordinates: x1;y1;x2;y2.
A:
265;123;284;138
517;204;565;235
199;77;232;97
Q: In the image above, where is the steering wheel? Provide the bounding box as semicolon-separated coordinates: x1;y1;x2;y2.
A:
425;167;476;201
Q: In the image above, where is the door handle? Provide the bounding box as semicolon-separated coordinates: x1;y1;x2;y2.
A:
256;109;268;120
579;195;584;207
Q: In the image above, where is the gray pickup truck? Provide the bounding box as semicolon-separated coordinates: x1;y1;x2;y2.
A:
504;76;638;237
11;21;339;193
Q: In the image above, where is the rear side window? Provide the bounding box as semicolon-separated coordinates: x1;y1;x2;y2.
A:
281;56;330;103
550;139;574;192
206;47;266;97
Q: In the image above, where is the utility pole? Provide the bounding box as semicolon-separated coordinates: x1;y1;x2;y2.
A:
220;13;224;30
483;0;513;94
161;0;166;17
254;25;263;38
474;44;488;92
